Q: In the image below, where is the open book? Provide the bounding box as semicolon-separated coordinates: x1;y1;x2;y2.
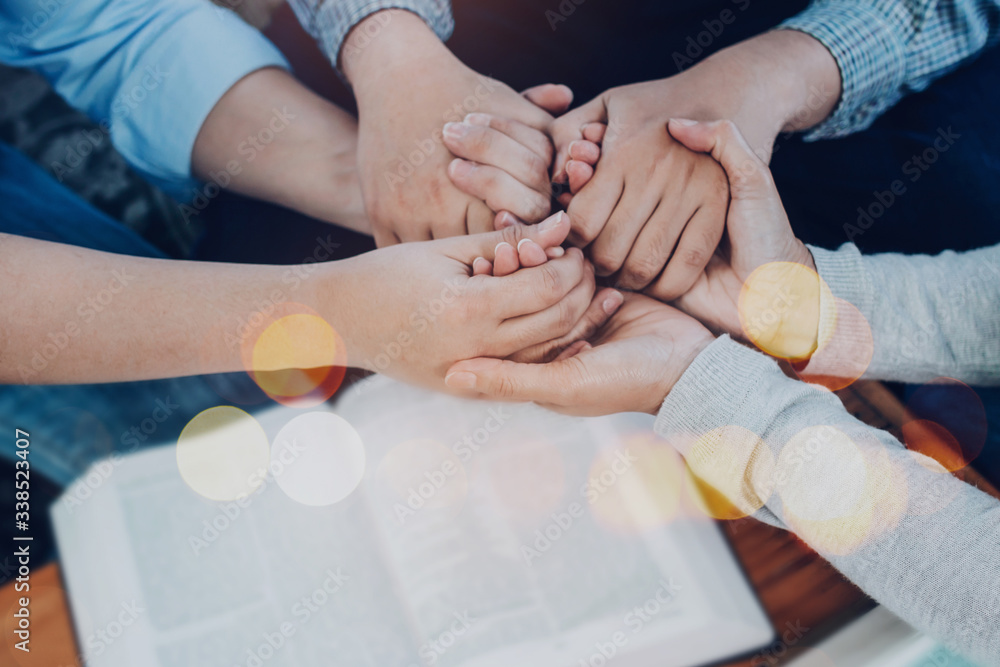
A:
52;375;773;667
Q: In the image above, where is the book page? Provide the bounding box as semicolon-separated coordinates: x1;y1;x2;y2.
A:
337;376;773;667
52;406;423;667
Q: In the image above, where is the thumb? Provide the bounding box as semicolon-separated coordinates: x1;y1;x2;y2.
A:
551;95;607;183
521;83;574;115
452;211;572;261
667;119;777;201
445;356;574;406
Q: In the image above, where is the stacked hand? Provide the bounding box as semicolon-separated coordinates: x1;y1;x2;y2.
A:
444;119;815;415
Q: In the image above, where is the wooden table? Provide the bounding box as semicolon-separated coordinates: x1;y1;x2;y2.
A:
3;380;995;667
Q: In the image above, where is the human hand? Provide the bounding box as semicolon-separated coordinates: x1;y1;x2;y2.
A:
548;79;730;301
343;10;566;246
444;292;713;416
324;212;606;391
665;119;819;360
443;96;601;229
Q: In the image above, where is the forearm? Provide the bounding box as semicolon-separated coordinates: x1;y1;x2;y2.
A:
810;243;1000;384
0;234;347;384
673;29;841;159
192;67;369;234
656;336;1000;664
286;0;454;74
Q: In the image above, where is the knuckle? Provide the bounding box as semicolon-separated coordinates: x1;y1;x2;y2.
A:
590;248;622;276
622;254;664;289
681;244;708;269
523;152;549;186
540;263;562;293
494;375;518;400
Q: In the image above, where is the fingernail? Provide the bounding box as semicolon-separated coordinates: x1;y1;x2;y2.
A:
445;372;477;390
671;118;698;126
465;113;490;126
517;238;532;251
547;246;566;258
472;257;489;271
602;291;623;315
495;241;512;256
539;211;566;232
443;122;467;139
449;158;472;177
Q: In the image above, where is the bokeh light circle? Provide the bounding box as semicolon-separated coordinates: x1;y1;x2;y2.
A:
683;426;775;521
794;297;874;391
902;378;987;472
239;303;348;407
588;434;684;534
271;411;365;506
177;406;269;501
739;261;834;362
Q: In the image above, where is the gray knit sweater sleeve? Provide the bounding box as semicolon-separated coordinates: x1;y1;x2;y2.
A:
654;336;1000;664
809;242;1000;384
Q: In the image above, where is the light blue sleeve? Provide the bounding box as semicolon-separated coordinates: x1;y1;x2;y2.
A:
0;0;289;199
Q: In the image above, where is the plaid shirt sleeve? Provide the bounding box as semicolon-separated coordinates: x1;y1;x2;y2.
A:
780;0;1000;140
286;0;453;71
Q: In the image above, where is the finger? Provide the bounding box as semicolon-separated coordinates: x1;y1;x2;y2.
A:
464;198;496;237
551;95;607;182
444;355;580;406
588;185;654;277
545;246;565;258
452;210;572;260
517;238;549;267
465;112;554;166
667;119;774;199
490;246;586;317
555;340;591;361
494;210;524;230
616;201;683;291
448;159;551;223
581;123;606;143
565;170;622;247
645;205;724;301
372;226;402;248
568;140;600;164
521;83;574;116
472;257;493;276
566;160;594;194
499;259;596;350
508;287;622;363
492;241;519;277
444;120;551;186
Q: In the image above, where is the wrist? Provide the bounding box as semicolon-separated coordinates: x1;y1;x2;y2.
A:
342;10;454;90
690;30;841;158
